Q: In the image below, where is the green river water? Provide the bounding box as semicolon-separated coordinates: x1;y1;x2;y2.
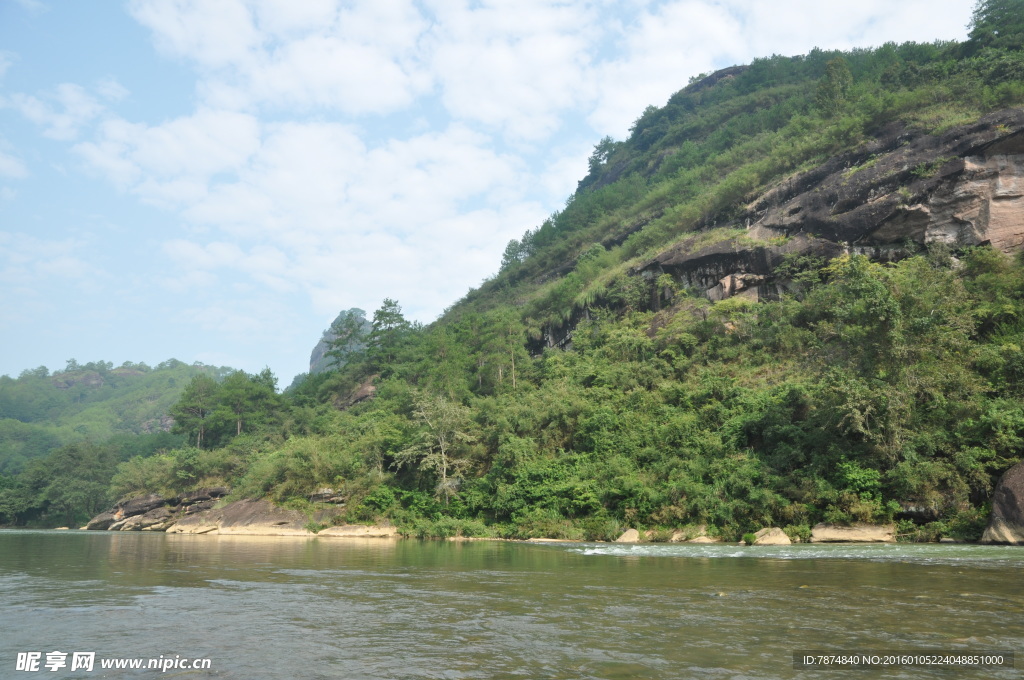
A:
0;530;1020;679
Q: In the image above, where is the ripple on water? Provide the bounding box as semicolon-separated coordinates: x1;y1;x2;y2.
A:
571;542;1024;567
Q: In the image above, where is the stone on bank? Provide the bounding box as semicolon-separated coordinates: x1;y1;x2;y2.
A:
981;460;1024;545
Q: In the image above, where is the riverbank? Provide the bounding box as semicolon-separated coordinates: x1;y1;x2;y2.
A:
74;495;988;544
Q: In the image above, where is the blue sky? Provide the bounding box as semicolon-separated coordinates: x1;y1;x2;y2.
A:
0;0;974;386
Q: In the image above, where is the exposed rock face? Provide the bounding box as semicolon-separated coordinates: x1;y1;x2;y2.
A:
750;109;1024;251
753;527;792;545
85;512;117;531
85;494;394;538
980;461;1024;545
308;308;370;375
167;499;336;536
636;109;1024;303
810;523;896;543
120;506;175;532
115;494;167;519
615;528;641;542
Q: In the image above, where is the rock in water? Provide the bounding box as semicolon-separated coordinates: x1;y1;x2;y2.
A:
810;523;895;542
753;527;791;545
85;511;117;531
981;461;1024;545
615;528;641;543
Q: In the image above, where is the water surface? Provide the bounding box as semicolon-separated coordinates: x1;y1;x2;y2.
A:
1;531;1020;679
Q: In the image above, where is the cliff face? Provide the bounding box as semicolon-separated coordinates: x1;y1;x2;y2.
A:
637;108;1024;301
308;308;370;374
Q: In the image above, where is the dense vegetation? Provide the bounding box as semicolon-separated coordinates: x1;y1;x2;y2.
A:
0;360;230;525
3;0;1023;538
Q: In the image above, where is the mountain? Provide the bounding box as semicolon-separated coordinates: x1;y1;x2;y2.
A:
307;308;371;375
9;6;1024;537
0;359;233;474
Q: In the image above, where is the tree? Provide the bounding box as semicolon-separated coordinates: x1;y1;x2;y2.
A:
214;370;279;439
587;135;619;175
324;308;370;370
396;393;475;505
816;57;853;116
170;374;219;448
966;0;1024;53
367;298;412;371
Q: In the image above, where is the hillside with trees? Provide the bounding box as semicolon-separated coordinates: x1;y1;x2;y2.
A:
5;0;1024;539
0;359;234;525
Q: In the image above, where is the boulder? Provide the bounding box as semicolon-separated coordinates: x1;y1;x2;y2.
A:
119;506;174;531
182;500;215;514
615;528;641;543
167;498;335;536
810;523;896;543
980;461;1024;544
116;494;169;519
85;511;117;531
687;536;721;543
753;527;792;545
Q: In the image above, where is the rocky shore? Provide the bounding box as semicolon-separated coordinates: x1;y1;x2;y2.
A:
81;460;1024;543
83;491;397;538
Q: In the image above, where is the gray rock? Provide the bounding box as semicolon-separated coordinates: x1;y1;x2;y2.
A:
183;500;215;514
119;506;174;531
117;494;169;518
85;512;117;531
810;523;895;543
981;461;1024;544
753;527;792;545
614;528;641;543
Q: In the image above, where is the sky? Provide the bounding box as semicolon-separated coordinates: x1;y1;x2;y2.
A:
0;0;975;386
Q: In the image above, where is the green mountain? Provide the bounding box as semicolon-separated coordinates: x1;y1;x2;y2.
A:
6;1;1024;536
0;360;233;474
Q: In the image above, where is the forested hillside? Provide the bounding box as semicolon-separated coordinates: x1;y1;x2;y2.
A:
5;0;1024;538
0;360;233;525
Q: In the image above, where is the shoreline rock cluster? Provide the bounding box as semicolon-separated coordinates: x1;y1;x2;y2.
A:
84;488;230;532
83;492;397;538
610;523;896;545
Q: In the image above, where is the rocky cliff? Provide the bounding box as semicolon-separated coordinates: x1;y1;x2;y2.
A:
308;308;370;374
636;108;1024;302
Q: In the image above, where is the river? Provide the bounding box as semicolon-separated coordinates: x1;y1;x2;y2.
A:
0;530;1020;679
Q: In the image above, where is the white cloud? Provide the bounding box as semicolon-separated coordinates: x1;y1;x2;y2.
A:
13;0;46;12
0;52;13;79
10;83;104;140
73;108;260;201
0;149;28;178
426;0;598;141
136;119;542;319
96;77;130;102
0;232;96;289
127;0;261;69
130;0;430;115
